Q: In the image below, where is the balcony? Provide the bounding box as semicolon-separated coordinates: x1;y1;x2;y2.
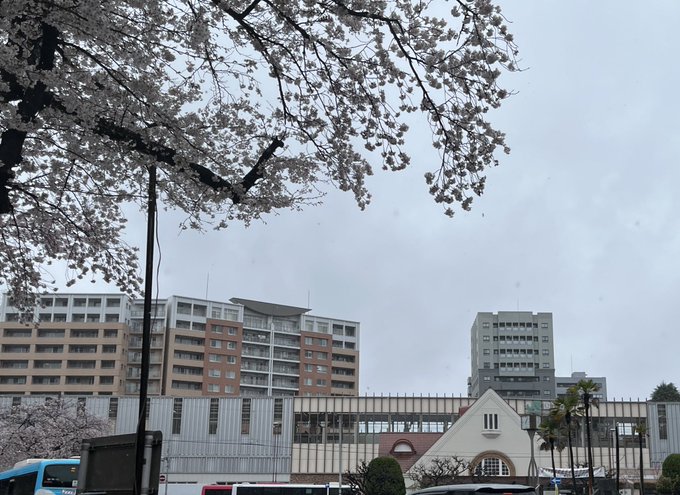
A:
272;351;299;361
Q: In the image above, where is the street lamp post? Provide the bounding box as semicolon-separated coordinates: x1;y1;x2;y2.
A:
610;425;620;493
521;414;541;488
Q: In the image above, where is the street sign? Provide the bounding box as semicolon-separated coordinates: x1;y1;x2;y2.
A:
550;478;561;485
159;475;166;483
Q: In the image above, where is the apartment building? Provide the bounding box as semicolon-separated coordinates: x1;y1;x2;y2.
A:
468;311;556;399
0;293;360;397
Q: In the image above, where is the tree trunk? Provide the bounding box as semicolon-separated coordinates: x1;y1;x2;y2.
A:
585;395;594;495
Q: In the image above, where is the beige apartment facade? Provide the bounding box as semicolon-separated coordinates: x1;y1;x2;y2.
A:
0;293;360;397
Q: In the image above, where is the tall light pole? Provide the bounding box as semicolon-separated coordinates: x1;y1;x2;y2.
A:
135;164;157;495
521;414;540;488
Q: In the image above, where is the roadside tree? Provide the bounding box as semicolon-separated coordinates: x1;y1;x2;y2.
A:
0;398;110;469
0;0;518;315
409;456;470;488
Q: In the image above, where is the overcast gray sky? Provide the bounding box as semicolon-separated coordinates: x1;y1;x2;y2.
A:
64;1;680;400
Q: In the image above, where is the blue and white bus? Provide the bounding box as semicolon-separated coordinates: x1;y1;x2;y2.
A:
0;458;79;495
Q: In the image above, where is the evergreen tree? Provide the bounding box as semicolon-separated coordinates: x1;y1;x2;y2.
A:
365;457;405;495
651;382;680;402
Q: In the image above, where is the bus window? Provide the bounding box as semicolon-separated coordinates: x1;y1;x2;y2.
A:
42;465;78;488
201;485;233;495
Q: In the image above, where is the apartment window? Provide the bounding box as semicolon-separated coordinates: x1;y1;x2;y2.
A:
483;413;499;430
37;329;65;338
304;364;313;372
304;337;313;345
74;298;86;307
102;345;117;353
316;379;327;387
101;360;116;369
209;398;219;434
304;351;313;359
225;371;236;379
0;376;26;385
316;352;328;360
317;322;328;333
99;376;114;385
482;322;490;328
227;341;237;350
72;329;99;338
172;398;183;434
104;329;118;338
225;385;235;394
3;329;32;338
241;398;251;434
212;325;224;334
32;376;61;385
67;360;96;369
226;356;236;364
483;376;491;381
483;349;490;355
319;339;328;347
2;344;30;353
193;322;206;331
541;323;549;328
53;314;67;322
177;302;192;314
542;349;549;355
210;339;222;349
106;298;121;307
34;360;61;369
483;362;491;369
105;314;119;322
303;378;313;386
542;336;549;343
66;376;95;385
69;345;97;353
542;363;550;368
207;384;219;393
209;354;222;363
345;326;355;337
317;365;328;373
1;360;28;369
482;335;490;342
344;342;355;350
227;326;238;336
208;369;221;378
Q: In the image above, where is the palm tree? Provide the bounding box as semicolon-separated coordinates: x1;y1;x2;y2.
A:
539;413;566;482
635;422;647;495
571;379;601;495
552;391;581;494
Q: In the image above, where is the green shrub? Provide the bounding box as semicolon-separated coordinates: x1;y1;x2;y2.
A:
364;456;405;495
663;454;680;479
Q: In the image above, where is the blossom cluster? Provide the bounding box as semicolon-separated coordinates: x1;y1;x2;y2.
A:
0;0;518;315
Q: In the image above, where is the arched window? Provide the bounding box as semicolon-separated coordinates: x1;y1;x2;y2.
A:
476;456;510;476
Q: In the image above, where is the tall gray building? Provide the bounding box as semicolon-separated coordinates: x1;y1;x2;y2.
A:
468;311;556;399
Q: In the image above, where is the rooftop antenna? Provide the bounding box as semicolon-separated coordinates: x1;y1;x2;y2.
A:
205;272;210;300
307;290;310;308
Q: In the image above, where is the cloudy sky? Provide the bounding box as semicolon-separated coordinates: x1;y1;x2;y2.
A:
64;1;679;400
